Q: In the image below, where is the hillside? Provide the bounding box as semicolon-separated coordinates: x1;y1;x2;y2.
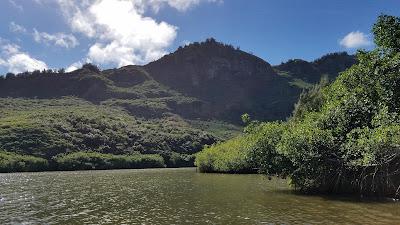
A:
274;52;356;86
0;39;355;171
145;38;301;122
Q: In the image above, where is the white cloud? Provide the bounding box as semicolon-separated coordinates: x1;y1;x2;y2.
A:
5;53;48;74
9;0;23;12
340;31;371;49
9;22;27;33
0;42;47;74
145;0;223;13
0;59;6;66
2;43;21;55
65;61;83;72
33;29;79;48
53;0;220;68
55;0;177;66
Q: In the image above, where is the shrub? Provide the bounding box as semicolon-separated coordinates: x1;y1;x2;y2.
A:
0;151;49;172
195;135;254;173
54;151;165;170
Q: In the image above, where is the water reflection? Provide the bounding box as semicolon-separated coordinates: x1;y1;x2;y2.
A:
0;168;399;224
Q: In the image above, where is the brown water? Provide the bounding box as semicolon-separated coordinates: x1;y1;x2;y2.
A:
0;168;398;224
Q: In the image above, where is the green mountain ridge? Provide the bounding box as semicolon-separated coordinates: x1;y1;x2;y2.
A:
274;52;356;84
0;38;355;171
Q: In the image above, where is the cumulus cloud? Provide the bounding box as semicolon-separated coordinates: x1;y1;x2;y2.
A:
5;54;48;74
33;29;79;48
0;42;47;74
53;0;220;67
65;61;83;72
55;0;177;66
9;22;27;33
340;31;371;49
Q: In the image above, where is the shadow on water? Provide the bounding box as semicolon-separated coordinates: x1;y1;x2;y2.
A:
273;188;399;203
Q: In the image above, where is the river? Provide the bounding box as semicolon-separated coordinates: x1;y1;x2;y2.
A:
0;168;398;224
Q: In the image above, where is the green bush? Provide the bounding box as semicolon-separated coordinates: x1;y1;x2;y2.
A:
249;122;293;176
195;121;291;174
163;152;195;167
54;151;165;170
0;151;49;172
195;135;254;173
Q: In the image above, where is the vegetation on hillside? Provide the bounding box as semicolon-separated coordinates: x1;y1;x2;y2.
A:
196;15;400;198
0;97;224;171
0;36;354;172
274;52;356;84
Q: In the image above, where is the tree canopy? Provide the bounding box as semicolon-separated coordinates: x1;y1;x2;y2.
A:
196;15;400;198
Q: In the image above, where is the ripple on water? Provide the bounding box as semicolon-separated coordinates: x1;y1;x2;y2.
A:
0;168;399;224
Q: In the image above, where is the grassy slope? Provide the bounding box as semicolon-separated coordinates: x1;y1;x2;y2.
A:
0;97;226;157
0;97;241;171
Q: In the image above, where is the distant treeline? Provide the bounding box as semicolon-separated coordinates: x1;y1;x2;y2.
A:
0;150;198;173
0;63;101;79
196;15;400;198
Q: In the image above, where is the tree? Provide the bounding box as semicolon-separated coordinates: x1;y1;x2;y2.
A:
241;113;251;125
5;73;15;79
373;15;400;53
279;14;400;197
58;68;65;74
82;63;101;73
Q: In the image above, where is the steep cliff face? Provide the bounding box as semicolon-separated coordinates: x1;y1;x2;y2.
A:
145;38;300;122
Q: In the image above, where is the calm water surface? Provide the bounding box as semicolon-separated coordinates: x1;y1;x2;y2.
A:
0;168;399;224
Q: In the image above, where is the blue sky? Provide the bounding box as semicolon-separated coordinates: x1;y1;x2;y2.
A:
0;0;399;74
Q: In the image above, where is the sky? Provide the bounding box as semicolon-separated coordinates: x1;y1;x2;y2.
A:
0;0;399;74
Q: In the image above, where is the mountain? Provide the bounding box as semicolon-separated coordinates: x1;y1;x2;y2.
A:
274;52;356;84
0;38;356;169
145;38;300;122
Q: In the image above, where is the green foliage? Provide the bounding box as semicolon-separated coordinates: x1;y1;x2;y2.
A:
185;120;242;140
0;98;217;161
289;78;314;89
373;15;400;53
195;122;289;174
0;149;169;172
292;76;329;120
81;63;101;73
241;113;251;125
274;52;356;84
277;15;400;197
278;115;338;192
0;151;49;172
54;151;165;170
195;135;255;173
162;152;195;167
196;15;400;198
249;122;293;176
